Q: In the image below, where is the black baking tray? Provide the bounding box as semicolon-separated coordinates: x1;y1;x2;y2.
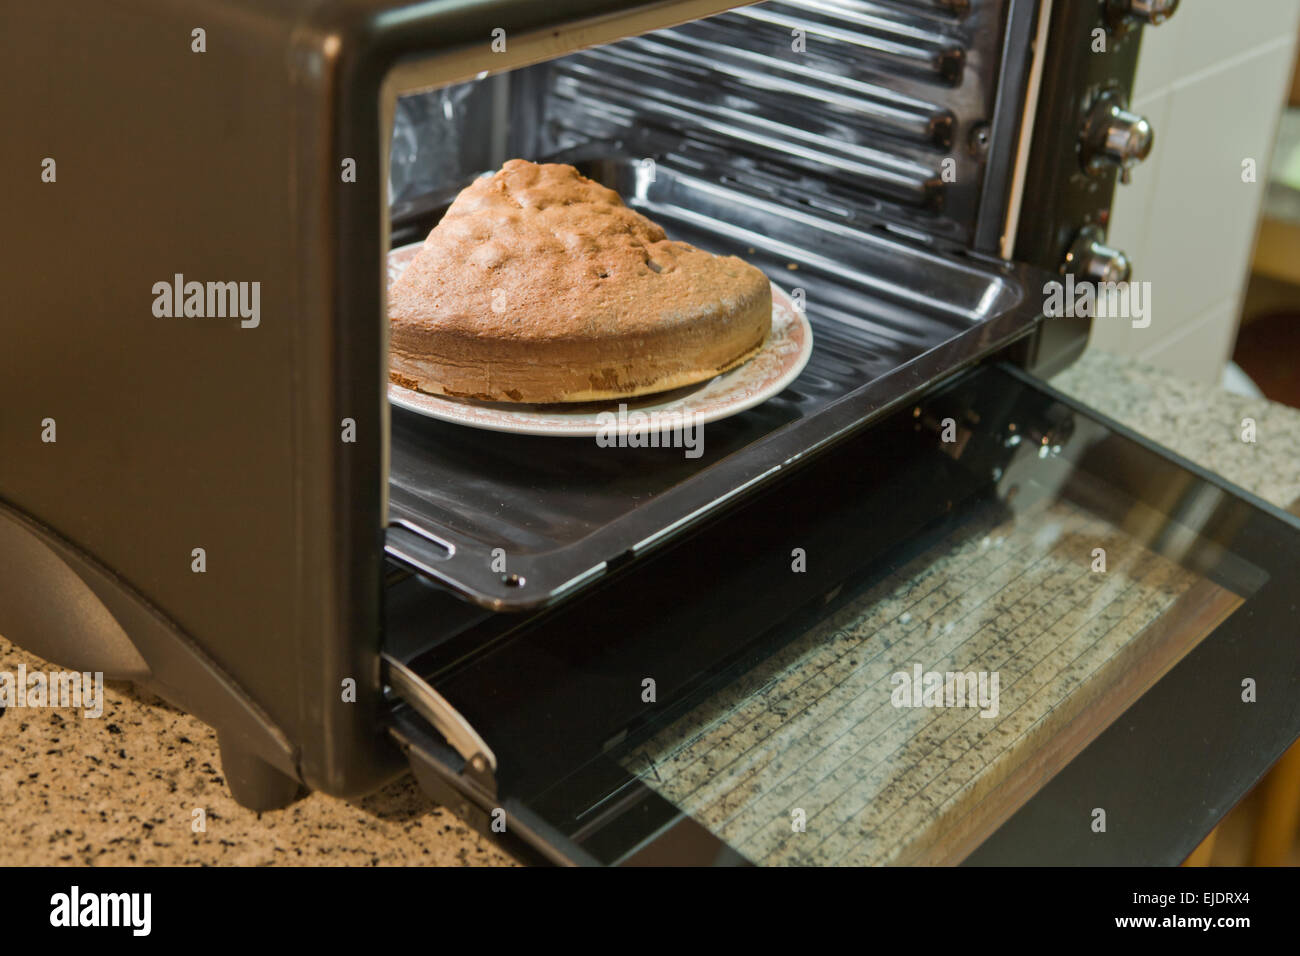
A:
385;153;1054;609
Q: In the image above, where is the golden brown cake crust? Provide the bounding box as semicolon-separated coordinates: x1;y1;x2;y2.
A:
387;159;772;403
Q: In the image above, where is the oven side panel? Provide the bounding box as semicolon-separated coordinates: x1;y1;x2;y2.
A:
0;0;397;800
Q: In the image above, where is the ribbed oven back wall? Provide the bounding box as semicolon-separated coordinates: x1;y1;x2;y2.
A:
532;0;1015;247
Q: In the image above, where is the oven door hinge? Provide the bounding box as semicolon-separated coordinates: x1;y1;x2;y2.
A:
381;653;498;796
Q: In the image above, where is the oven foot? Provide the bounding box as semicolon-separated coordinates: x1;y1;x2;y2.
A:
218;735;302;811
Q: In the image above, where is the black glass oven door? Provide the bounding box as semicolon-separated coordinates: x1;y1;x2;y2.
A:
387;362;1300;866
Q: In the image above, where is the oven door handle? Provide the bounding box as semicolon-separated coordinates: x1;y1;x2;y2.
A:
381;652;497;785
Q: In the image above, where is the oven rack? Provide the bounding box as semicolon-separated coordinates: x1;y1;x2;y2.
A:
384;152;1053;609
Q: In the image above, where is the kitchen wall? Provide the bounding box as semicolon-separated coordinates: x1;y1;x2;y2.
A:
1086;0;1300;383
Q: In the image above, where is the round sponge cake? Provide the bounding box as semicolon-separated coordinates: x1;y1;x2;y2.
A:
387;159;772;403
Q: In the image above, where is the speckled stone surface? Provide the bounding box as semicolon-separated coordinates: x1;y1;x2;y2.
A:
1;349;1296;866
1053;350;1300;512
0;673;516;865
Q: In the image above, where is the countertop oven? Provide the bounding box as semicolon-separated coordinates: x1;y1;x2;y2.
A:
5;0;1298;864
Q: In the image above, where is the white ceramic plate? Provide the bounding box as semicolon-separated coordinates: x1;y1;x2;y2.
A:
386;242;813;437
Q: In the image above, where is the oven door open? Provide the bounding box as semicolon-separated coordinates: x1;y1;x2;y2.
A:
382;362;1300;865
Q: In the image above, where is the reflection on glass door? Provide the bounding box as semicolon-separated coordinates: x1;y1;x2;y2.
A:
621;487;1246;865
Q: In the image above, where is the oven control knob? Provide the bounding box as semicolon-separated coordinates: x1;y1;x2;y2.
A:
1062;226;1131;283
1080;90;1153;183
1106;0;1179;28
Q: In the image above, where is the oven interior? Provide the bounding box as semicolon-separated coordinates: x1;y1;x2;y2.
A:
382;0;1053;613
366;1;1300;866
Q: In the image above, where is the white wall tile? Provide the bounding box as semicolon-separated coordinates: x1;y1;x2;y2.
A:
1084;37;1298;374
1130;7;1187;97
1137;298;1240;383
1141;43;1293;311
1163;0;1300;85
1131;0;1300;102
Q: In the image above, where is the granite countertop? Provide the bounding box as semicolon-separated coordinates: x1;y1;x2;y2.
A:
2;350;1298;866
1053;353;1300;512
